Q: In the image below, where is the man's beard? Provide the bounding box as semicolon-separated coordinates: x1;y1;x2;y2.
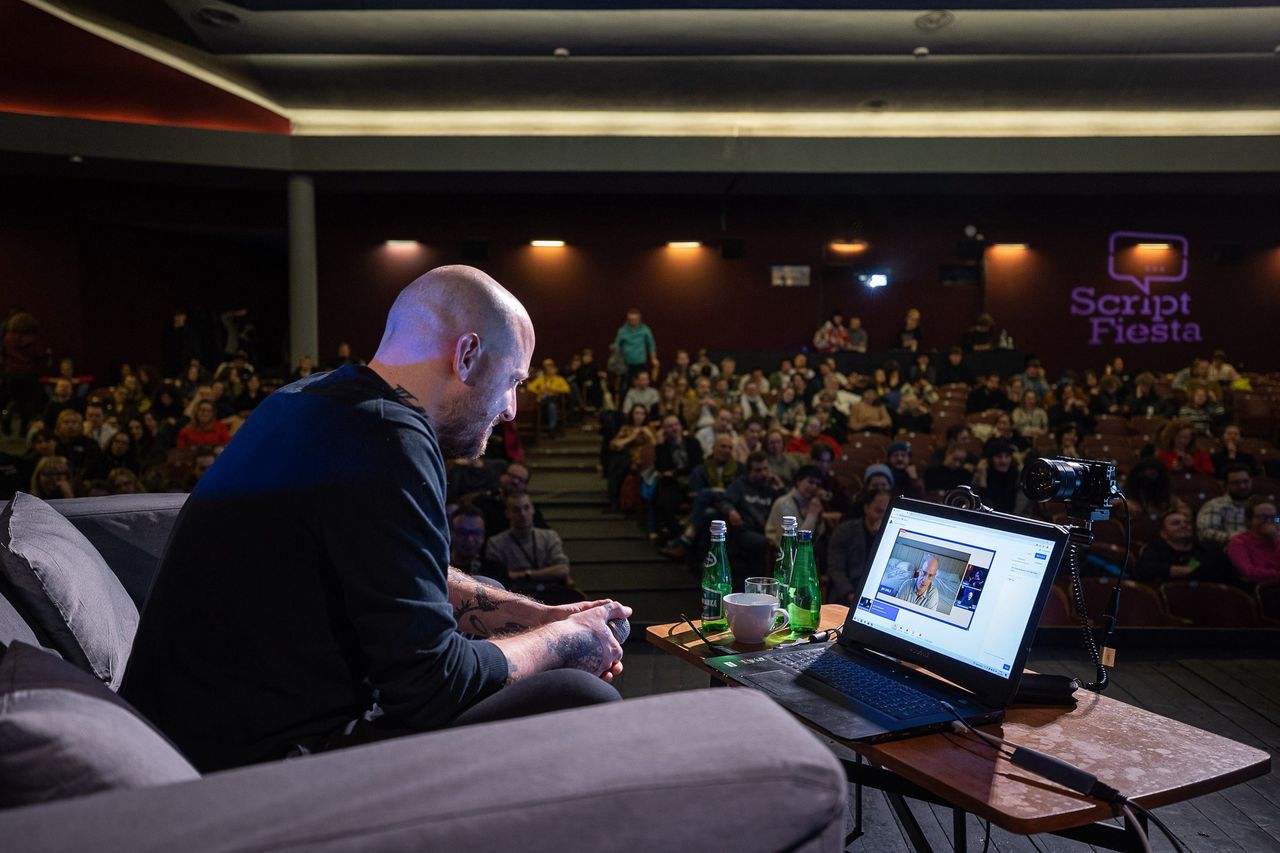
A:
434;392;500;459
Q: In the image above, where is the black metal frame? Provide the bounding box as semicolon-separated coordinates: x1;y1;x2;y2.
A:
841;756;1150;853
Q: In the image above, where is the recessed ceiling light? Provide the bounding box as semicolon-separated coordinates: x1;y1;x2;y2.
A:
68;155;83;164
531;240;565;248
913;46;930;59
194;7;240;27
553;47;570;58
666;241;701;249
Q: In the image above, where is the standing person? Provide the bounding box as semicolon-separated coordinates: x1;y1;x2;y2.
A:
897;308;923;353
122;266;631;773
812;310;853;354
611;308;658;393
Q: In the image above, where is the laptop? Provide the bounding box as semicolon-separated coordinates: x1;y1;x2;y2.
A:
706;496;1069;742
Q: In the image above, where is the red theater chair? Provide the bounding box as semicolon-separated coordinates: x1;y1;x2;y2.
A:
1161;581;1262;627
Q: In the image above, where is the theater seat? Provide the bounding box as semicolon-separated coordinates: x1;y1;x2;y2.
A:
1038;583;1074;627
1161;581;1262;627
1256;580;1280;624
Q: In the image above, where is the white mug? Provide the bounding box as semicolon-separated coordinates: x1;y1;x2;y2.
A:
724;592;790;644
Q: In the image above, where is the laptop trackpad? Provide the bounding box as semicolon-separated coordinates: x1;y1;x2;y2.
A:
740;670;885;740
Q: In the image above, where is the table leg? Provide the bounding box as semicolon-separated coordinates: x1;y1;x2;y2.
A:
886;790;935;853
952;807;967;853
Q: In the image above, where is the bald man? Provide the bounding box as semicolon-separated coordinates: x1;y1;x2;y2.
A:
894;556;942;610
123;266;631;772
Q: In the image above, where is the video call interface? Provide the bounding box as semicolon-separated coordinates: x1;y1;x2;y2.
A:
854;508;1057;679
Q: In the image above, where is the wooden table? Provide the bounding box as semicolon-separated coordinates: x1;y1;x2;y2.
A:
647;606;1272;852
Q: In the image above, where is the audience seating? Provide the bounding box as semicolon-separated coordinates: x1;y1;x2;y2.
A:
1038;582;1074;627
1256;580;1280;623
1161;581;1262;627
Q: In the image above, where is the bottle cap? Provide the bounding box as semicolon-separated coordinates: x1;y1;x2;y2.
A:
710;519;727;536
797;529;814;541
781;515;797;533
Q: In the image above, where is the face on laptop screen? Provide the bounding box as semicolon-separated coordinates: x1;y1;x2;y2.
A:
851;504;1057;679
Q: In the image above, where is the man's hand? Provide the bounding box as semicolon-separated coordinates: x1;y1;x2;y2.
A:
495;599;632;684
728;509;744;527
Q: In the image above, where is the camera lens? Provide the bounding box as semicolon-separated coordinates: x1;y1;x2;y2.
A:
1021;456;1117;505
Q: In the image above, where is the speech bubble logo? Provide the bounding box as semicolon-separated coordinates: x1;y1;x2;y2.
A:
1108;231;1188;296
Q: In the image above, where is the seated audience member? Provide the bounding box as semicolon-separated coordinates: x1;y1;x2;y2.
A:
527;358;573;436
925;442;974;492
846;316;868;353
733;416;767;464
486;493;573;594
654;383;684;426
962;313;997;352
895;557;941;610
83;401;117;448
928;424;977;469
1134;511;1206;582
1155;418;1214;476
1052;423;1083;460
1090;376;1125;417
966;373;1013;414
41;378;84;428
29;455;75;500
1126;459;1191;528
908;352;935;386
687;434;742;501
808;443;853;516
894;380;934;434
446;457;500;506
619;367;659;420
886;442;925;499
449;505;510;590
1047;384;1095;436
1177;386;1226;437
151;385;185;422
186;447;219;491
985;411;1030;454
811;373;858;417
1227;497;1280;584
812;310;854;354
662;348;694;389
604;403;657;509
1011;391;1049;439
1196;464;1253;554
474;462;548;537
1125;372;1169;418
695;407;737;456
827;488;892;606
810;395;849;446
1171;357;1210;392
574;347;605;411
936;347;974;386
786;417;841;457
291;354;316;380
1211;424;1257;478
234;373;269;415
712;451;784;579
683;378;720;432
1017;359;1051;401
102;429;139;474
862;463;895;494
654;414;704;545
15;428;58;491
973;441;1031;516
104;467;142;495
765;429;800;485
739;379;770;421
1207;349;1240;385
54;409;107;485
690;348;720;381
849;387;893;435
766;465;826;547
773;383;806;435
718;357;740;396
177;400;231;449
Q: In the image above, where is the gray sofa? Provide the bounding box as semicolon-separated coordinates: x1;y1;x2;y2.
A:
0;493;847;852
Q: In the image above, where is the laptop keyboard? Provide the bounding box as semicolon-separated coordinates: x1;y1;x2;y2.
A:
774;647;943;720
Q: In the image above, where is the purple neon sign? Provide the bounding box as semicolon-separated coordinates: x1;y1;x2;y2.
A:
1070;231;1201;345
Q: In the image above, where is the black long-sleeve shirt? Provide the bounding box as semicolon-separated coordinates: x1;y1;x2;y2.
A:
122;365;507;771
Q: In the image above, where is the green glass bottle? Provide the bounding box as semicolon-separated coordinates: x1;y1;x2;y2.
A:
773;515;798;608
788;529;821;637
701;519;732;633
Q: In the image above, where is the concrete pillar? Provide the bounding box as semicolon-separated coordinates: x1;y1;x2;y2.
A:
287;173;319;367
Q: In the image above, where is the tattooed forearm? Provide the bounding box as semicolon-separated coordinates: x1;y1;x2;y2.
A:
546;631;607;675
464;615;527;639
452;584;501;623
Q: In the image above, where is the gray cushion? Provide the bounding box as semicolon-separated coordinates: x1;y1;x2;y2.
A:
0;641;199;808
0;493;138;689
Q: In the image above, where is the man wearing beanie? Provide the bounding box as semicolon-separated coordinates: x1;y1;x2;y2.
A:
887;441;925;498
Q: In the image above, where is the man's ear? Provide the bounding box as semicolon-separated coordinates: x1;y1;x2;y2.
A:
454;333;481;383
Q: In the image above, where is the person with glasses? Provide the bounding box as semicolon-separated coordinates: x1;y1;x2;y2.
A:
1227;496;1280;584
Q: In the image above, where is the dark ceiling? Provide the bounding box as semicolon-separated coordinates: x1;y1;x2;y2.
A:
37;1;1280;115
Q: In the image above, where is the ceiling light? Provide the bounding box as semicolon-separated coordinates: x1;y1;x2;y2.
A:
384;240;420;248
990;243;1029;250
828;240;868;253
1136;242;1172;249
913;46;930;59
666;241;701;249
553;47;570;58
531;240;565;248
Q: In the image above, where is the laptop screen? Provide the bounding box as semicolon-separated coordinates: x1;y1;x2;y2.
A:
850;501;1061;680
